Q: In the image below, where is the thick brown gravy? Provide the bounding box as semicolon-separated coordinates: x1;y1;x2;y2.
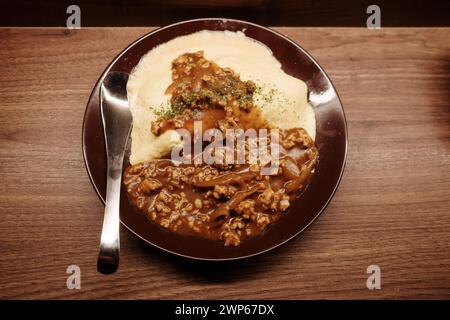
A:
124;51;318;246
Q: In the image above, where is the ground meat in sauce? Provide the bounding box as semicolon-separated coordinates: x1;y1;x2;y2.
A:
123;51;319;246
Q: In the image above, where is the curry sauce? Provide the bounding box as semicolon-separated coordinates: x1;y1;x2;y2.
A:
124;52;318;246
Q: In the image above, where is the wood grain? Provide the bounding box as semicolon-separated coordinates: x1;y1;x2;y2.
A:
0;27;449;299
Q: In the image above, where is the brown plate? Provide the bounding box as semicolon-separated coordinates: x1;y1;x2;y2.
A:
82;18;347;260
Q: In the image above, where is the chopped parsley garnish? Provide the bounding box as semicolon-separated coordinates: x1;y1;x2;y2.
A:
150;101;184;120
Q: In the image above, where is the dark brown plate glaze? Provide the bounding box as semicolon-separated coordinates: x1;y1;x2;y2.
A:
82;18;347;260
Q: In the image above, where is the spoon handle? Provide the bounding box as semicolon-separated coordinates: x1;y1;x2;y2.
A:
97;160;122;274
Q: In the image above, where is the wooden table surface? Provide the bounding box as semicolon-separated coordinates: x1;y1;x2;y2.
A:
0;27;449;299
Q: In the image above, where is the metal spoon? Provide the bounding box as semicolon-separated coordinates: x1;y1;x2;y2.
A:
97;71;131;274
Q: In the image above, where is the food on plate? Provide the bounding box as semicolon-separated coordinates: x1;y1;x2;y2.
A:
124;31;318;246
